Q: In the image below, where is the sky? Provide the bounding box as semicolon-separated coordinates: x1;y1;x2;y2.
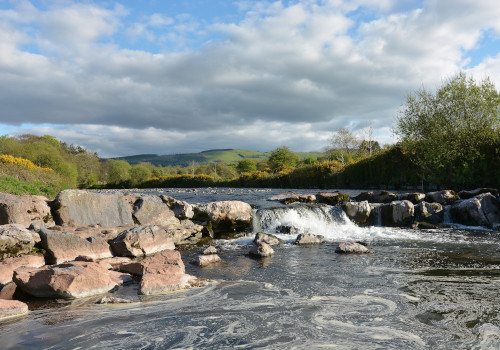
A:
1;0;500;157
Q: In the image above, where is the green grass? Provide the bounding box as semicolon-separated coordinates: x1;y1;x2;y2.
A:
0;176;57;197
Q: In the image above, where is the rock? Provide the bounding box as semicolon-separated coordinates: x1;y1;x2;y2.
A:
99;257;132;270
415;201;444;225
275;225;300;235
458;188;499;199
249;242;274;257
190;254;221;267
0;192;54;227
13;261;121;299
95;296;134;304
398;192;426;204
316;192;349;205
355;190;397;204
38;227;113;264
380;200;415;227
120;249;186;276
132;195;180;226
0;282;17;300
335;242;370;254
342;201;371;225
137;250;198;295
0;254;45;285
269;193;316;205
411;222;439;230
451;193;500;227
425;190;458;205
294;233;324;245
52;190;134;227
0;300;28;319
165;220;204;245
109;225;175;258
202;246;219;255
254;232;284;246
160;195;194;219
193;201;252;234
0;224;38;259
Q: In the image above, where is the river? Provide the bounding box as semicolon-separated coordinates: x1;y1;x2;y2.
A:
0;188;499;349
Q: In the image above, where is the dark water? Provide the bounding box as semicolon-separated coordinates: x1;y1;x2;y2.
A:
1;188;499;349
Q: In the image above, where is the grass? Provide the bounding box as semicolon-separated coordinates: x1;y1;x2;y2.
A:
0;176;57;197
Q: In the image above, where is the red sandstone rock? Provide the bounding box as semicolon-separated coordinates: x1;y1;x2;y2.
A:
0;299;29;319
0;254;45;285
0;192;54;227
0;224;38;259
109;225;175;258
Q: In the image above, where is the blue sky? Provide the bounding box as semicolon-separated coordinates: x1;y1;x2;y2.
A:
1;0;500;157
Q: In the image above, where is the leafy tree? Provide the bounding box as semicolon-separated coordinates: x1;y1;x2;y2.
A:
394;72;500;185
237;159;257;173
302;156;317;165
268;146;300;169
107;160;131;184
129;164;152;185
328;128;360;167
358;140;381;156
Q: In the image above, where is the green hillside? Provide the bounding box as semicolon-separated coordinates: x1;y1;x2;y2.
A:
114;149;325;167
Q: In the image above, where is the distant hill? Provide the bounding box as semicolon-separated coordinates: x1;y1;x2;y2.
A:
113;149;325;167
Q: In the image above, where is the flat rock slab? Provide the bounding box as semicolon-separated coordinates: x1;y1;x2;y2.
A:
0;192;54;227
269;193;316;204
294;233;324;245
38;227;113;264
0;299;28;320
53;190;134;227
355;190;397;204
0;224;38;259
335;242;370;254
110;225;175;258
13;261;121;299
316;192;349;205
0;254;45;285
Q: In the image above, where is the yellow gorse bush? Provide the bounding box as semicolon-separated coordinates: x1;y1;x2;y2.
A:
0;154;54;173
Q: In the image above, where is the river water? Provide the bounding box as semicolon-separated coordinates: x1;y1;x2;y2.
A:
1;188;499;349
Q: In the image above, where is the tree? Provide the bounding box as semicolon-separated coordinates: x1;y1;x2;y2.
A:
129;164;152;185
237;159;257;173
358;140;381;156
328;128;360;167
107;160;131;184
394;72;500;185
268;146;300;169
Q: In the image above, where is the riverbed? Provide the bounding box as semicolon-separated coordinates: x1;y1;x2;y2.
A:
0;188;499;349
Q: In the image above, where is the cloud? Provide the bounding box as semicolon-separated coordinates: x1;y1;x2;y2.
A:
1;0;500;156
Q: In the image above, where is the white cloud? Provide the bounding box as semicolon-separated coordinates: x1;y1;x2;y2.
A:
1;0;500;156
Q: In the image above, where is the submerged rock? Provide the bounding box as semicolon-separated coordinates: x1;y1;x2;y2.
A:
109;225;175;258
425;190;458;205
342;201;371;226
451;193;500;227
0;299;29;320
249;242;274;257
13;261;125;299
254;232;284;246
0;192;54;227
335;242;370;254
275;225;300;235
52;190;134;227
355;190;397;204
294;233;324;245
191;254;222;267
0;224;38;259
95;296;134;304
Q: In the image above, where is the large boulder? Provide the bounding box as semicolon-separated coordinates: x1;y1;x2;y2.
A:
316;192;349;206
254;232;284;246
0;300;29;319
425;190;458;205
164;221;204;245
249;242;274;257
415;201;444;225
193;201;252;234
380;200;415;227
0;254;45;285
355;190;397;204
13;261;126;299
0;224;38;259
335;242;370;254
0;193;54;227
137;250;198;295
342;201;371;225
37;227;113;264
109;226;175;258
397;192;426;204
160;195;194;219
52;190;134;227
294;233;324;245
450;193;500;227
458;188;499;199
132;195;180;226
